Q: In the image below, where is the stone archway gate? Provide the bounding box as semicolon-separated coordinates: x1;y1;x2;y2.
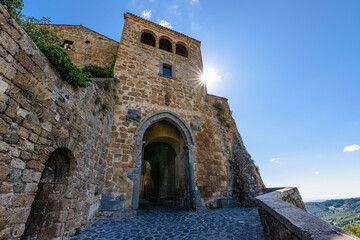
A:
127;110;202;210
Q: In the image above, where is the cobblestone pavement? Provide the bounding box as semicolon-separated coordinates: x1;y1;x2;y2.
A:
70;201;264;240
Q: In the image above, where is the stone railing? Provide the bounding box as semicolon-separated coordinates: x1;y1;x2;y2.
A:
255;187;359;240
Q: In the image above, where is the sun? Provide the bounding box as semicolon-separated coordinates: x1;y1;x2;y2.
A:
201;67;221;88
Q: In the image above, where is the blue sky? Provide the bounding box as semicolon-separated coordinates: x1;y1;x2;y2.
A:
23;0;360;201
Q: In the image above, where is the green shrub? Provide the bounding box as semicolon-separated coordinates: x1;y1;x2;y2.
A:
74;228;81;236
212;102;223;112
19;16;62;49
82;64;114;78
41;44;89;87
340;222;360;237
0;0;23;20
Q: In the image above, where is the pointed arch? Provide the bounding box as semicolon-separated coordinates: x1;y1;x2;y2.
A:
129;110;201;210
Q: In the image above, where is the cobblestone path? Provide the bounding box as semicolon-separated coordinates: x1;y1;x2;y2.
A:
70;201;264;240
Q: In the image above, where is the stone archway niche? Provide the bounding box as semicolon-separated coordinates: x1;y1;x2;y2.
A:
129;110;202;210
23;147;76;239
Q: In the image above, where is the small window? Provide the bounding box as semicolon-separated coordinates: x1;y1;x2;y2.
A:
176;43;188;58
159;38;172;52
85;40;91;44
62;40;74;50
159;60;175;78
163;64;172;76
141;32;155;47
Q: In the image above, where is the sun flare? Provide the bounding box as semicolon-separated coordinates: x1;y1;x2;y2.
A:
201;67;221;88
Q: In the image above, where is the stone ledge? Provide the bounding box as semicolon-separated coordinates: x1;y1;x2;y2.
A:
255;187;359;240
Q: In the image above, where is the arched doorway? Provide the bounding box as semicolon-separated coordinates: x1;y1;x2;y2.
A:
140;121;186;206
130;110;202;210
23;148;75;239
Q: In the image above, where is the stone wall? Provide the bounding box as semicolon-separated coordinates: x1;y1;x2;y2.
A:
0;5;115;239
255;187;359;240
44;24;119;68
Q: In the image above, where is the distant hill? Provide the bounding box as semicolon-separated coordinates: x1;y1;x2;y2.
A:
305;197;360;227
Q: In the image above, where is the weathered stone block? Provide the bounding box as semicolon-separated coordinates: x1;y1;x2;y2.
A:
0;227;11;239
24;183;38;193
0;77;9;102
190;119;202;131
26;160;45;172
41;120;52;132
1;20;21;40
21;169;34;182
126;109;141;122
10;159;25;169
16;107;29;118
7;168;21;182
0;118;9;133
0;141;9;153
0;30;19;55
22;140;34;152
12;223;25;238
9;147;20;157
0;181;12;193
99;200;123;211
4;106;16;118
19;34;36;56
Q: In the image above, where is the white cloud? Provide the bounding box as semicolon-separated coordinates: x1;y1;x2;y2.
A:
270;158;280;164
315;171;320;175
190;0;199;5
141;10;152;20
170;4;179;9
344;144;360;152
158;19;172;29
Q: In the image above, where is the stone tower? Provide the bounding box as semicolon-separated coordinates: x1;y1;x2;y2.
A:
101;13;264;212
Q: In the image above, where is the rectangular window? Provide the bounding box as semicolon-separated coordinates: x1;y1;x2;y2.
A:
163;64;172;76
159;60;176;78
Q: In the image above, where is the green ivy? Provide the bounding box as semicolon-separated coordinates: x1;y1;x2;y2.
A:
0;0;23;21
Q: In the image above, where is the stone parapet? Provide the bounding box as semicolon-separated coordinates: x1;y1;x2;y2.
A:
255;187;359;240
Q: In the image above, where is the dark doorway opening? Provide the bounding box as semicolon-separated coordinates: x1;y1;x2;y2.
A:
141;142;176;204
139;120;188;209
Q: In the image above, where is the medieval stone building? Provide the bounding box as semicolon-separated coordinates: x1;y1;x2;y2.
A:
0;6;263;239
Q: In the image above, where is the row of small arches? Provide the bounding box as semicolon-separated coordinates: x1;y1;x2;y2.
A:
141;32;188;58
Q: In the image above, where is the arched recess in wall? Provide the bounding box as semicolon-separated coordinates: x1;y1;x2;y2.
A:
140;31;156;47
176;42;188;58
129;110;202;210
159;37;173;53
23;147;76;239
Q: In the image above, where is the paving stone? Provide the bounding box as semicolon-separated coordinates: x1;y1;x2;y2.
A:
70;201;264;240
